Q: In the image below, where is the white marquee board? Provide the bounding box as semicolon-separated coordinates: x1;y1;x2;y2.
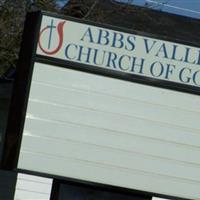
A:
15;13;200;200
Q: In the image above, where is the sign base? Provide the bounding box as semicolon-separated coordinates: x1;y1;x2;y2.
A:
50;179;152;200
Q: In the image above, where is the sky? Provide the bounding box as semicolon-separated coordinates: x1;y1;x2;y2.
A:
57;0;200;19
117;0;200;19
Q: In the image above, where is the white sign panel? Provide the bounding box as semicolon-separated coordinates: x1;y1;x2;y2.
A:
15;14;200;200
37;15;200;87
14;174;52;200
18;61;200;200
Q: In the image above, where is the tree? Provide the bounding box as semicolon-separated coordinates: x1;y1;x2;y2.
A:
0;0;59;76
61;0;96;18
0;0;26;75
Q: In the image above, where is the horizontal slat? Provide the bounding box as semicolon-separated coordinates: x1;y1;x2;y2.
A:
28;83;200;147
14;190;50;200
25;101;200;165
17;173;52;184
18;151;200;200
32;63;200;112
29;82;200;130
24;117;200;149
16;179;51;194
20;135;200;182
31;81;200;115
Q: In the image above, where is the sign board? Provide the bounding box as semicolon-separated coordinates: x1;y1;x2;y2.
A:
2;12;200;200
37;15;200;89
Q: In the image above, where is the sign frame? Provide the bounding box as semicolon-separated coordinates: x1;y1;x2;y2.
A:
1;11;200;200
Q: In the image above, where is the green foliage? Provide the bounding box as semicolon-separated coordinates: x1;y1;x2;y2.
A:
0;0;25;74
31;0;58;11
0;0;58;75
61;0;95;18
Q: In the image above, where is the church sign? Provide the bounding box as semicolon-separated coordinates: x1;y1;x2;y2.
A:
2;12;200;200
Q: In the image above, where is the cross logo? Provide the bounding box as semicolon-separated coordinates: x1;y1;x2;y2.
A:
39;19;66;55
